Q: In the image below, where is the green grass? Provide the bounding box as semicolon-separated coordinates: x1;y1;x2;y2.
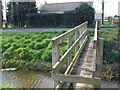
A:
88;29;119;63
1;29;119;70
0;85;14;88
101;25;117;28
1;31;67;70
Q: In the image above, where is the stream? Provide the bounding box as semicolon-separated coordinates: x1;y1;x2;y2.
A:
1;70;53;88
1;70;119;88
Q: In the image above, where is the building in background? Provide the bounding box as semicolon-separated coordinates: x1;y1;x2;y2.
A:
39;1;93;14
95;13;102;21
112;1;120;26
39;1;103;21
112;1;120;27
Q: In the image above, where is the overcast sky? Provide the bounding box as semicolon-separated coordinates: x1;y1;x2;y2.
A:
2;0;120;19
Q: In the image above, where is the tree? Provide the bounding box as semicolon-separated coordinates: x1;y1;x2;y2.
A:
63;3;95;26
7;0;37;27
74;3;95;25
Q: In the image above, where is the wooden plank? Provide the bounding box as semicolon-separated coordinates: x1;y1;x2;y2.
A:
94;21;98;41
51;42;60;88
56;81;64;90
92;49;97;78
95;38;104;77
52;21;88;44
51;44;60;66
67;35;72;65
52;74;101;85
75;31;79;53
52;29;87;73
93;41;97;49
79;28;82;46
92;21;102;89
94;21;100;42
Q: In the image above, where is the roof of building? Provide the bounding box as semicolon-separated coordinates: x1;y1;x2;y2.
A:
39;1;93;13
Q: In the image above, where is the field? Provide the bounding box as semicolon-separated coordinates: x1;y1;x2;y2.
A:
1;29;119;72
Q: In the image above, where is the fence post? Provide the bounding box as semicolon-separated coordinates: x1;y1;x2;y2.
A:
83;23;87;40
67;36;72;65
81;25;85;45
79;28;82;46
75;31;79;53
97;21;100;39
52;40;60;88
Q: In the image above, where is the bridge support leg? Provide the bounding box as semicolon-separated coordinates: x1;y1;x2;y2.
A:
96;38;104;77
92;38;104;89
68;36;72;65
52;42;60;89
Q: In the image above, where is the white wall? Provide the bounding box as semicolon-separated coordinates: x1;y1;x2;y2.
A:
95;13;102;20
118;1;120;16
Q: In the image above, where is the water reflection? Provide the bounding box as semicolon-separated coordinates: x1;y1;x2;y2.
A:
1;70;53;88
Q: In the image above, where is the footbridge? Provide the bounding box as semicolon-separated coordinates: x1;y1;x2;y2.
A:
51;21;104;89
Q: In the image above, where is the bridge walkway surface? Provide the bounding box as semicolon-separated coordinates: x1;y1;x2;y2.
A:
72;37;94;88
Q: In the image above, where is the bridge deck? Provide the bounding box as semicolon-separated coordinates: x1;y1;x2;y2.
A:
72;37;94;88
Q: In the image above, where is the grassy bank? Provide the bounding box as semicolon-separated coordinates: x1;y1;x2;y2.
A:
1;31;67;70
1;29;120;80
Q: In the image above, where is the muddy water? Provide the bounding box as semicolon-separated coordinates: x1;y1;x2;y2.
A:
1;70;119;88
1;70;53;88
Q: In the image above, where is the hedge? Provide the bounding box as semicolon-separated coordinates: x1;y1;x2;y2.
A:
27;3;95;27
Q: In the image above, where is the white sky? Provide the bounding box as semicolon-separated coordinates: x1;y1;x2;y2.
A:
2;0;120;19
